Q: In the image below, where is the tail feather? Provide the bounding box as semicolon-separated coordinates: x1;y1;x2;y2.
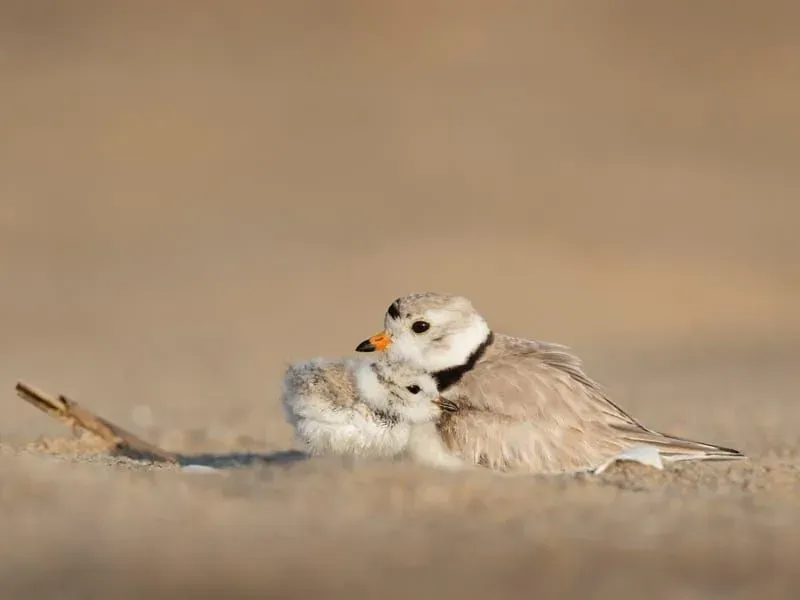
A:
616;425;746;463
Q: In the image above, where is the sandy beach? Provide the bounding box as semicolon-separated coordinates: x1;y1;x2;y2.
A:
1;2;799;598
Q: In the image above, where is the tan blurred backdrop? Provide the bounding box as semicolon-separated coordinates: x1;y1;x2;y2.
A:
4;3;800;598
1;0;799;450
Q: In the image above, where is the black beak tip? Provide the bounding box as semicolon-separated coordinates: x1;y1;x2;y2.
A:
355;340;376;352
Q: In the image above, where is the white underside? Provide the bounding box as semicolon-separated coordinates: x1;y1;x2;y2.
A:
404;422;465;471
285;389;411;458
286;396;464;467
585;445;665;475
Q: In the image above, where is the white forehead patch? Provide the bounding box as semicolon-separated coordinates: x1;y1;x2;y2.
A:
425;307;466;324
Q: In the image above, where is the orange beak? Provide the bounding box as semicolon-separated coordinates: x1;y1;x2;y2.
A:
355;330;392;352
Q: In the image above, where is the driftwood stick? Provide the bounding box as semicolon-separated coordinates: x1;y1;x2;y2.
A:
14;382;72;424
15;381;178;464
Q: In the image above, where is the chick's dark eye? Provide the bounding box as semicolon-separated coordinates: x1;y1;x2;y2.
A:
405;385;421;394
411;320;430;334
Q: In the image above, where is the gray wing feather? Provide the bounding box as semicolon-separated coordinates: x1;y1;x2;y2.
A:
440;339;744;471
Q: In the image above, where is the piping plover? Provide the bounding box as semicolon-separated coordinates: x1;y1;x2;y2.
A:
355;292;745;474
281;355;463;470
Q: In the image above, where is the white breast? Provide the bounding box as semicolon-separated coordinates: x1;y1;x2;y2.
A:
290;396;411;458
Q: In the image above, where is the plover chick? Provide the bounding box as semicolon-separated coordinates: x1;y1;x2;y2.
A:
281;355;463;470
355;292;745;474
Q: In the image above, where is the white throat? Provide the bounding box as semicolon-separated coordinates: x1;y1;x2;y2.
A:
388;317;491;373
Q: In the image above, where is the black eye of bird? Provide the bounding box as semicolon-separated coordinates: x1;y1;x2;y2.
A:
406;385;421;394
411;320;430;334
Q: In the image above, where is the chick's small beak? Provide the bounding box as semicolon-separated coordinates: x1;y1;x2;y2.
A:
355;330;392;352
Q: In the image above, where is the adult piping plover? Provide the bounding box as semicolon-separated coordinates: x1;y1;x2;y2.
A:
281;355;463;470
355;292;745;474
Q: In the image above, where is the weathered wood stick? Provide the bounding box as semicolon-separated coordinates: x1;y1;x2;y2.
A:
15;381;178;464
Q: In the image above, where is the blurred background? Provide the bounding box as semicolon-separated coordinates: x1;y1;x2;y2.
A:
3;3;800;598
1;0;799;452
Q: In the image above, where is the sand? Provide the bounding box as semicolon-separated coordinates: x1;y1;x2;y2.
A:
1;1;799;598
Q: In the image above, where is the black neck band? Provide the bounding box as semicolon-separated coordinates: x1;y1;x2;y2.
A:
432;331;494;392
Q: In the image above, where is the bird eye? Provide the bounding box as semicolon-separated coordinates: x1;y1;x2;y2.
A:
411;320;430;334
405;385;421;394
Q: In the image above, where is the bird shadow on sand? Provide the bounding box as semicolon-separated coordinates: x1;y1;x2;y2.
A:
102;447;311;470
175;449;310;469
108;444;678;474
